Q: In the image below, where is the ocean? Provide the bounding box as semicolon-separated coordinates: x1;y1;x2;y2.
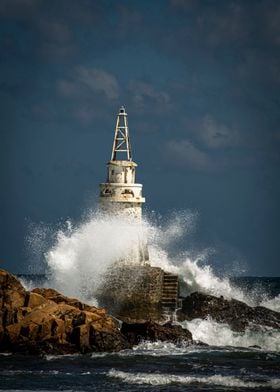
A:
2;213;279;391
0;276;279;392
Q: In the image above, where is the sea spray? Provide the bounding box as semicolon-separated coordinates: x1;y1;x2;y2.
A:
260;294;280;313
26;208;278;312
179;317;280;352
45;210;150;302
150;252;249;303
23;207;280;352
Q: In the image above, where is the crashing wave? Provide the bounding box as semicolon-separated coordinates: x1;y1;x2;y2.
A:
180;317;280;352
24;209;279;315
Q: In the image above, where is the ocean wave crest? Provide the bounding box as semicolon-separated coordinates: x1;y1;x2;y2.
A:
108;369;280;388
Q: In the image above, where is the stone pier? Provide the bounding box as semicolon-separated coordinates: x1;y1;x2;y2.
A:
96;265;179;322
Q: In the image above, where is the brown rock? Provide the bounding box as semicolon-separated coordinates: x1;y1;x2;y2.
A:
32;288;100;313
0;269;130;354
5;323;21;343
26;292;48;308
0;270;27;329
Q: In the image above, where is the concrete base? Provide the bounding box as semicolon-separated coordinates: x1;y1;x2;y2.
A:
95;265;179;322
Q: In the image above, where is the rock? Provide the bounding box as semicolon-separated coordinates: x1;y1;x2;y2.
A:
121;320;193;346
26;292;49;308
248;345;261;349
177;292;280;331
0;269;130;354
0;269;27;329
32;288;99;313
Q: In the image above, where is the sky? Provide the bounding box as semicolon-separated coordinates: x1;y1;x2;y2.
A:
0;0;279;276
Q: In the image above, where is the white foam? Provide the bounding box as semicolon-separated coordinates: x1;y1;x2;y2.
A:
44;211;150;301
45;353;80;361
118;341;198;356
161;256;248;303
27;208;278;313
108;369;280;388
260;294;280;312
90;352;109;358
0;370;62;376
180;317;280;352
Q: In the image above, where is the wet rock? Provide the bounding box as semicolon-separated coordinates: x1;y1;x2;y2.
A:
96;265;165;322
177;292;280;331
0;269;26;327
32;288;99;313
0;269;130;354
121;320;193;346
248;345;261;349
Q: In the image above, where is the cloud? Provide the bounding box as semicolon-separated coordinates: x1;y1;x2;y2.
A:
128;80;170;112
169;1;249;48
263;3;280;46
57;66;119;100
197;116;239;149
56;79;78;97
73;104;97;126
35;18;78;62
38;20;71;44
0;0;102;25
170;0;195;10
198;3;246;47
76;66;119;100
165;139;213;171
0;0;41;18
39;42;76;61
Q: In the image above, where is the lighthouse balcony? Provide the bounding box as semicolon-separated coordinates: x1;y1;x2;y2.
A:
100;196;145;203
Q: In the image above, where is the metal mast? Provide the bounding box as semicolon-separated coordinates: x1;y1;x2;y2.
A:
111;106;132;161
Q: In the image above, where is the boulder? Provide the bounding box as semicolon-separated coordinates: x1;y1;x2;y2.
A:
0;269;27;328
177;292;280;331
32;288;99;313
121;320;193;346
0;269;130;354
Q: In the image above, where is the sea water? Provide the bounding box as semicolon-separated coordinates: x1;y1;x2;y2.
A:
0;341;279;391
1;209;279;391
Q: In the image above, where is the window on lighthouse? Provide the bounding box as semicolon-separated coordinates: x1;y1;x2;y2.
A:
122;189;134;197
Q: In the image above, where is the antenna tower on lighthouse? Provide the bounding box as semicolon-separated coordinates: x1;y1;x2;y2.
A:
111;105;132;161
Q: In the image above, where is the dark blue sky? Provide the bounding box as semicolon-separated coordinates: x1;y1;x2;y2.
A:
0;0;279;275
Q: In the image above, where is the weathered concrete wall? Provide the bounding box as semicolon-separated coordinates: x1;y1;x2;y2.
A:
96;265;165;322
98;200;143;220
99;160;145;222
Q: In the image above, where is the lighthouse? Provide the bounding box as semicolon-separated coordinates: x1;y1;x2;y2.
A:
99;106;149;263
97;107;179;319
100;106;145;221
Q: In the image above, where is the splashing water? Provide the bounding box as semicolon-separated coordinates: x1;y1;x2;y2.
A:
23;208;280;351
44;211;150;302
260;294;280;313
180;318;280;352
26;208;277;311
150;252;249;303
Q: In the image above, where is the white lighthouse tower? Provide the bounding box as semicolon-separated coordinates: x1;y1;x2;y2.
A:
99;106;145;221
99;106;149;263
